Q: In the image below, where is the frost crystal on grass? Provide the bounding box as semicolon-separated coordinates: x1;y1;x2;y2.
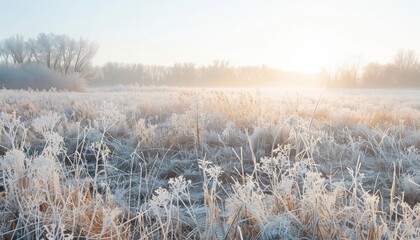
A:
0;112;20;131
262;214;300;240
97;102;125;130
198;159;223;183
90;141;111;160
2;149;26;180
1;88;420;239
169;175;192;194
150;187;174;218
42;131;64;156
33;113;61;133
30;156;57;180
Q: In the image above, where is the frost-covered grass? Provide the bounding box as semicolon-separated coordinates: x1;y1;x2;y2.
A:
0;87;419;239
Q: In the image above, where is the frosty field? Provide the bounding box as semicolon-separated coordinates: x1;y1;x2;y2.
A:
0;87;419;239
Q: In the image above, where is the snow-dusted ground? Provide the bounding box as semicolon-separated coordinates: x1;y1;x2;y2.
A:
0;87;419;239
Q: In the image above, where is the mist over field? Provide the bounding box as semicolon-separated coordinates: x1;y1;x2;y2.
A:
2;34;420;89
1;1;420;239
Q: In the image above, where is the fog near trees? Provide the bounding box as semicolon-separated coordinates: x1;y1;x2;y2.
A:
96;49;420;88
322;49;420;88
0;64;85;91
1;33;420;90
95;60;314;87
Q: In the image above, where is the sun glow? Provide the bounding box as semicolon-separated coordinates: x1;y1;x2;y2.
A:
288;39;334;73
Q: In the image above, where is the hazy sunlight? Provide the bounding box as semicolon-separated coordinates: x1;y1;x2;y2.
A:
1;1;420;239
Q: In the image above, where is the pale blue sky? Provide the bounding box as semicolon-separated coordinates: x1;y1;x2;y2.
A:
1;0;420;72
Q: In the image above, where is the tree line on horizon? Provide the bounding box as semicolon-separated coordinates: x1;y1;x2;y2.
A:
321;49;420;88
1;33;420;89
95;60;314;87
97;49;420;88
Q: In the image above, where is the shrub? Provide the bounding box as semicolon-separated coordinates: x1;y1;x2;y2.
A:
0;63;85;91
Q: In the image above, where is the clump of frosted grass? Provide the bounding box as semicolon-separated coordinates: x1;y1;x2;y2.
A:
1;88;420;239
32;113;64;156
147;175;194;239
135;118;157;148
0;112;27;150
198;159;224;238
32;112;61;134
2;149;26;191
0;113;126;239
97;102;126;131
401;173;420;203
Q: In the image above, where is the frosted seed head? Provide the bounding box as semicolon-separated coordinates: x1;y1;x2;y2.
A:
2;149;26;176
169;175;191;194
97;102;125;130
33;113;61;133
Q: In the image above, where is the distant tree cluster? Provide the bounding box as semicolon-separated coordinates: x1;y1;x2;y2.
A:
0;33;98;90
322;49;420;88
0;34;98;78
95;60;313;87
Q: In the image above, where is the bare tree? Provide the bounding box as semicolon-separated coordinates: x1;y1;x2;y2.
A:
26;38;40;63
146;65;167;83
362;62;384;86
393;49;419;73
334;57;363;87
0;43;11;64
73;38;98;74
58;35;77;75
35;33;56;68
4;35;27;64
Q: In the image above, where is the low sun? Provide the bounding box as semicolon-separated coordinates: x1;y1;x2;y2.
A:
289;39;333;73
